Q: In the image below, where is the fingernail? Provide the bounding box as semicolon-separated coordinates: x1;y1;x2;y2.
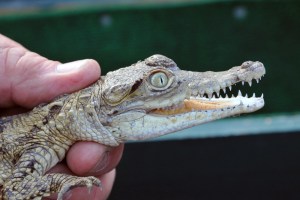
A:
89;152;109;174
56;60;88;73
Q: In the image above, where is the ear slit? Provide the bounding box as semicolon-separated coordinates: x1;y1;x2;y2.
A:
130;79;143;94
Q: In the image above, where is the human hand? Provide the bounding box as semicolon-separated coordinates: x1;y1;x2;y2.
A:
0;34;124;199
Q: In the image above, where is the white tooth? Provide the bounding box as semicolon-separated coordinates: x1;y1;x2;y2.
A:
216;92;219;97
245;94;248;98
242;81;245;86
229;86;232;91
238;90;242;97
225;94;229;99
248;80;252;87
252;93;256;98
222;88;226;94
261;93;264;98
256;79;259;84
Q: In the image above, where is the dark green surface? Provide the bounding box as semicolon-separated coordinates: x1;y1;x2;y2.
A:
0;1;299;114
110;132;300;200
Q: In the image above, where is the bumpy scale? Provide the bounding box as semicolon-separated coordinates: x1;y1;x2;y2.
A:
0;55;266;199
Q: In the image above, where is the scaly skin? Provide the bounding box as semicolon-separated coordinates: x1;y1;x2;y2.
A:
0;55;265;199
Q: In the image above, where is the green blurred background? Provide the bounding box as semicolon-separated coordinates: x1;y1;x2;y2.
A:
1;1;300;199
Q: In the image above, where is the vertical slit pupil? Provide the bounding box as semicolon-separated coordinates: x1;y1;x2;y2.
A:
160;76;164;85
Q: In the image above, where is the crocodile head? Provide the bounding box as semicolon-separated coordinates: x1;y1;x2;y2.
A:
101;55;265;142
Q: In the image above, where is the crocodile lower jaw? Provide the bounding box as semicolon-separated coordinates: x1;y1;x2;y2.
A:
151;94;264;116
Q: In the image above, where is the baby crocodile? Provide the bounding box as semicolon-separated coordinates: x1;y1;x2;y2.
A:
0;55;265;199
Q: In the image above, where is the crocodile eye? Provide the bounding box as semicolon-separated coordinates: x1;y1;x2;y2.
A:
150;72;169;88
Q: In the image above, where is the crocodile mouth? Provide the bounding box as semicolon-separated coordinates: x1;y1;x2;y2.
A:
151;82;264;116
151;94;264;115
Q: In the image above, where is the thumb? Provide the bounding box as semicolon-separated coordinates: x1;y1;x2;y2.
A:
0;40;100;108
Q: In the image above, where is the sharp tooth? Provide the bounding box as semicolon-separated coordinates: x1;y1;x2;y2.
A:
242;81;245;86
252;93;256;98
221;88;226;94
245;94;248;98
248;80;252;87
261;93;264;98
238;90;242;97
216;92;219;97
225;94;229;98
229;86;232;91
256;79;260;84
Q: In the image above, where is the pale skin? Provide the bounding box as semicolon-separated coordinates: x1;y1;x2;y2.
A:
0;34;124;199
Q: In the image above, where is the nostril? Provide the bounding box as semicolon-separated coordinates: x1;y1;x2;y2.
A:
241;61;253;69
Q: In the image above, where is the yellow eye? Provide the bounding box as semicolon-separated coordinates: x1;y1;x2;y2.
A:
150;72;169;88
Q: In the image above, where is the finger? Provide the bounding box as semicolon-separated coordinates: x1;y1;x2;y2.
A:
0;34;26;49
0;35;101;108
66;142;124;176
